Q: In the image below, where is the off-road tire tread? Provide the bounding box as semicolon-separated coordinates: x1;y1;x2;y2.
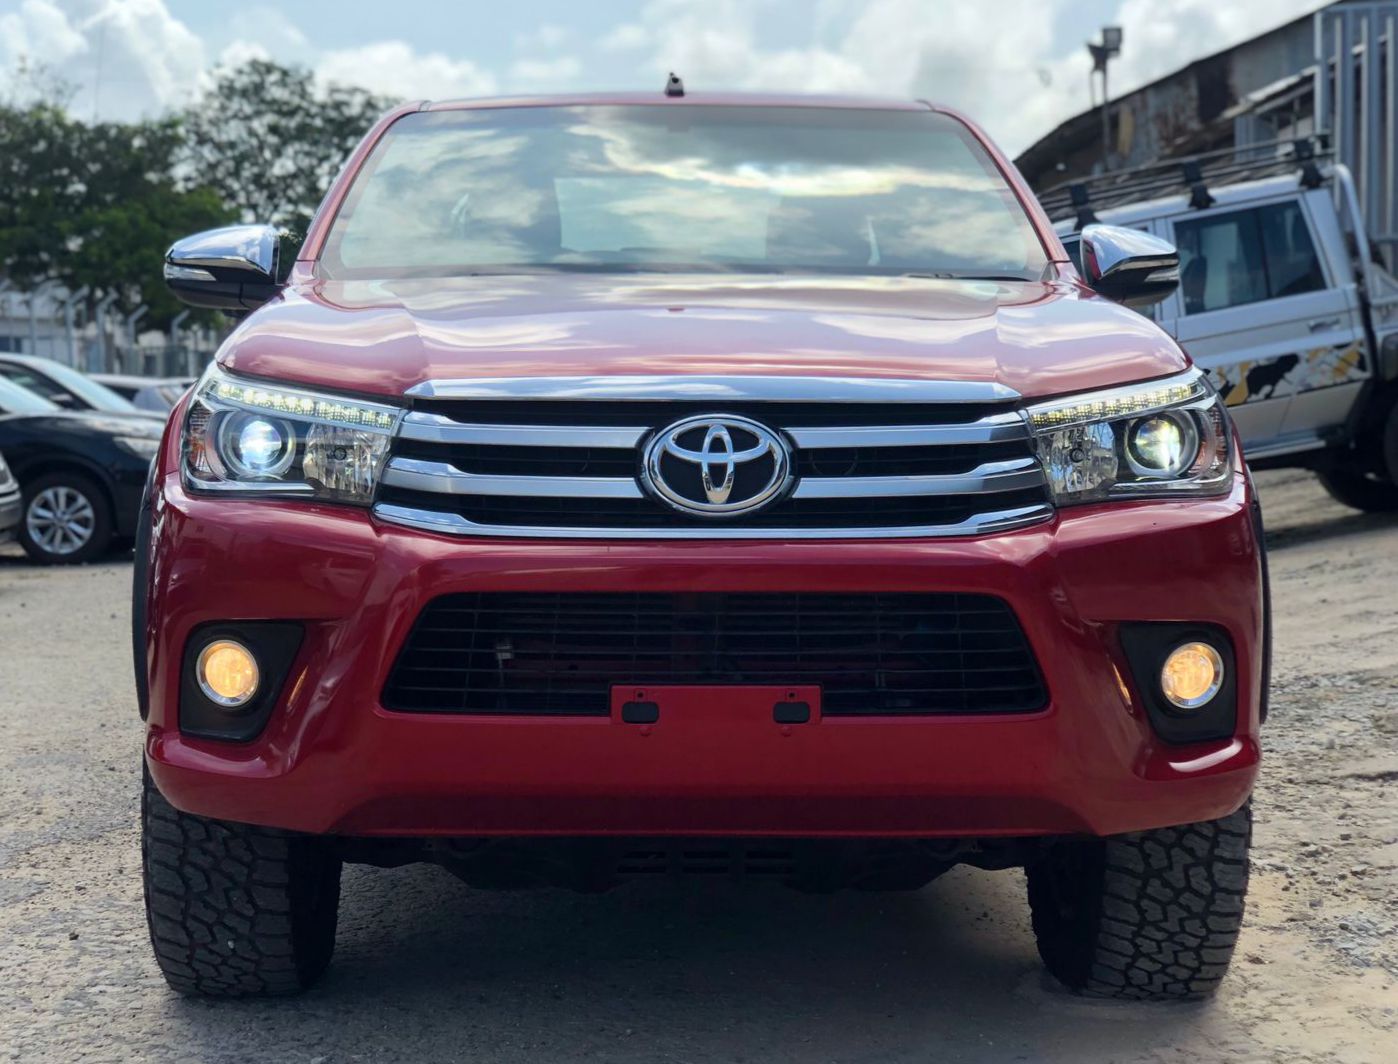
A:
141;768;340;997
1027;804;1251;1000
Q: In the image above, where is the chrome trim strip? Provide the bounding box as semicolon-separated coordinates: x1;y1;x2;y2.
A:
788;413;1028;448
381;458;642;498
1235;434;1328;461
398;412;646;448
406;375;1020;403
793;459;1044;499
371;502;1054;540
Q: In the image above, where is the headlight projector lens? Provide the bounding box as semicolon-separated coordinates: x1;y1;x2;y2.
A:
197;640;260;708
1126;413;1198;478
222;414;295;478
1160;641;1224;710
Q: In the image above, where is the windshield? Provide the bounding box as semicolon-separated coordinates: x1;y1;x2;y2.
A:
0;374;61;415
322;105;1048;281
0;358;140;414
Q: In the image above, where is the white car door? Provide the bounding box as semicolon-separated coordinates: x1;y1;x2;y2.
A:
1158;195;1368;456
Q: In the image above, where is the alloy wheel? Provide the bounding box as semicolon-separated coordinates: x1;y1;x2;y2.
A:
26;485;97;556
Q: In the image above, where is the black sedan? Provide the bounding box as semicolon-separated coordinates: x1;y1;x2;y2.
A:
0;376;162;564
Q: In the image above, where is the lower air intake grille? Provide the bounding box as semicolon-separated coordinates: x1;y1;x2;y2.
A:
382;592;1046;717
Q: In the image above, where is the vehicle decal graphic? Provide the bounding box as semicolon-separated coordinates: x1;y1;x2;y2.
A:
1206;341;1368;406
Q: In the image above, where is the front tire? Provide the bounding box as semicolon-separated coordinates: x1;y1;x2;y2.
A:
1316;468;1398;512
1026;804;1250;1000
141;767;341;997
18;471;113;564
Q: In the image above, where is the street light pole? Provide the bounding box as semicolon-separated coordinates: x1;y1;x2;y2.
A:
1087;26;1123;172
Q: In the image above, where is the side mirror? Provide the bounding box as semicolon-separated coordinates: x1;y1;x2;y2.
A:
1079;224;1180;308
163;225;282;311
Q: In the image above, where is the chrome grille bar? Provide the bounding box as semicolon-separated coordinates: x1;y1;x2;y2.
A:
399;412;647;448
381;376;1053;539
787;413;1027;448
381;458;642;498
793;459;1043;499
406;375;1020;403
372;501;1054;540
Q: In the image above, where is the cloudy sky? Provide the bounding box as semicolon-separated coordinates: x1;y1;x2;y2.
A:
1;0;1326;156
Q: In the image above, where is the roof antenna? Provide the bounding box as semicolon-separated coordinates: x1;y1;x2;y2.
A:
664;71;685;98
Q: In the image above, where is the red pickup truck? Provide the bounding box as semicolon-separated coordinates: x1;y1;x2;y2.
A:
138;89;1264;1000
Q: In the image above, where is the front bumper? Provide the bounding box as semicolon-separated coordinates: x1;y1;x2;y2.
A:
0;487;20;540
141;468;1264;840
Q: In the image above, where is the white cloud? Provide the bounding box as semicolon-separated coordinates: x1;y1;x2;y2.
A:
610;0;1324;155
0;0;89;69
599;23;648;52
1;0;206;118
516;23;569;51
507;56;583;90
316;41;498;100
0;0;1327;157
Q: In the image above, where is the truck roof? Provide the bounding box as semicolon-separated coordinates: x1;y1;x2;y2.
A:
421;91;935;113
1050;168;1332;234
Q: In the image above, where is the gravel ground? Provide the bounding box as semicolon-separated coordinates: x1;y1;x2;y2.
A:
0;469;1394;1063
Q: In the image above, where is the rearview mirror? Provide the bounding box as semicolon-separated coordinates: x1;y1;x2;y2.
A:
1079;224;1180;308
163;224;282;311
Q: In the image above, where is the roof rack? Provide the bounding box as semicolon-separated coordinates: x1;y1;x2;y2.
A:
1035;135;1333;226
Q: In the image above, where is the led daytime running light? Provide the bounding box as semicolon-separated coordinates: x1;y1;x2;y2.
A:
1028;375;1205;430
208;377;397;430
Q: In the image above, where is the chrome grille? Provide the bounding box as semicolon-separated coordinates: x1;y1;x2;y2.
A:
372;376;1053;538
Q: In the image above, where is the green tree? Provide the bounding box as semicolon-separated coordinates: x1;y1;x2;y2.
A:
183;59;397;239
0;100;233;329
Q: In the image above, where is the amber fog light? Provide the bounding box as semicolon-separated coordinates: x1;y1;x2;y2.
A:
1160;641;1224;710
196;640;260;707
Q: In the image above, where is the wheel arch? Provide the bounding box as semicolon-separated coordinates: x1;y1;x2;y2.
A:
14;456;118;519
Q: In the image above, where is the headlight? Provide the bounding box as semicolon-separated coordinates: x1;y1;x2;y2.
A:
1026;368;1233;505
183;366;401;504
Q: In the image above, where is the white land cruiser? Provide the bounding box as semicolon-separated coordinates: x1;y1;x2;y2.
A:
1041;139;1398;511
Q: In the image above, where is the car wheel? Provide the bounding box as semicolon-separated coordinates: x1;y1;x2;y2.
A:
1315;468;1398;512
18;471;113;564
1025;803;1250;1000
142;766;342;997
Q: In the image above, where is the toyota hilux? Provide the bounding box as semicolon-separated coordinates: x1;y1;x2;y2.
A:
138;89;1264;1000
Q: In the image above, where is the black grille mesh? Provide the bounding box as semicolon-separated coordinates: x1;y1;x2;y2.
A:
382;592;1046;717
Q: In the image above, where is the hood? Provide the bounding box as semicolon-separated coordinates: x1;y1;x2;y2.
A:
0;411;165;439
218;274;1188;403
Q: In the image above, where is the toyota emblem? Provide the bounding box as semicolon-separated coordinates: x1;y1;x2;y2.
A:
641;414;792;517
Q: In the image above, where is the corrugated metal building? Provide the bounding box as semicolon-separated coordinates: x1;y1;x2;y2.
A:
1016;1;1395;264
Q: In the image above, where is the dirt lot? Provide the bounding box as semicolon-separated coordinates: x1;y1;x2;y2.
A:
0;470;1394;1063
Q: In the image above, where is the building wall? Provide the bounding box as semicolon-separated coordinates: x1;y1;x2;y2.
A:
1017;12;1318;189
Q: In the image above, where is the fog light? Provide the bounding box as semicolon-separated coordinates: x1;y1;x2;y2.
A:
196;640;260;708
1160;641;1224;710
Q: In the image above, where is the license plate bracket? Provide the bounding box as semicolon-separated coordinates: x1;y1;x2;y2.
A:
610;685;822;727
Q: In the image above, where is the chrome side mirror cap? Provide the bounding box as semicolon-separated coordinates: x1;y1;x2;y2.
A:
1079;224;1180;308
163;224;283;311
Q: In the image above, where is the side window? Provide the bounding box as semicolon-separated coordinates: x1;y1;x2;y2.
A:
1257;201;1325;299
1060;235;1082;273
1173;202;1325;315
0;365;61;401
